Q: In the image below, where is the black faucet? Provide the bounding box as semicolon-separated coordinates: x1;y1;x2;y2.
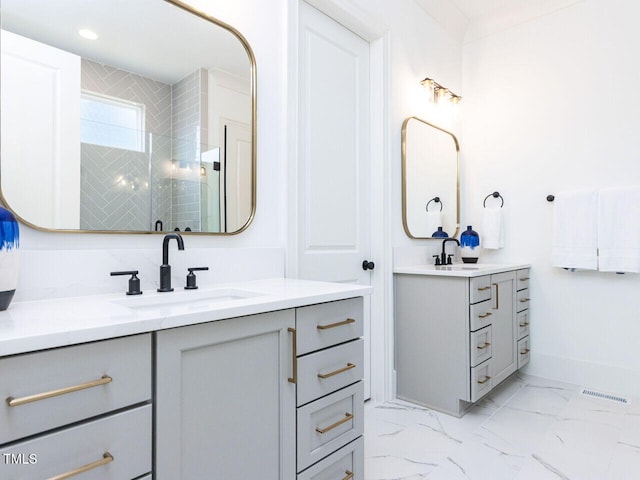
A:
438;238;460;265
158;233;185;292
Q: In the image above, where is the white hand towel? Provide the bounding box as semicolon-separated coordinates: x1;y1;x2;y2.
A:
597;186;640;273
482;206;504;249
551;190;598;270
426;211;443;237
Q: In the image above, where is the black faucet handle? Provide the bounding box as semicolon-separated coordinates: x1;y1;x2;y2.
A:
433;255;441;266
110;270;143;295
447;254;454;265
185;267;209;290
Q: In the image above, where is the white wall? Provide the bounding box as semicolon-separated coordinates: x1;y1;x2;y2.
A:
461;0;640;397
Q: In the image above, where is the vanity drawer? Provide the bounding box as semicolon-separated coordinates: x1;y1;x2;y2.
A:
469;300;493;331
517;310;530;340
0;334;151;444
0;404;152;480
470;359;493;402
470;326;492;367
297;339;364;406
297;436;364;480
518;336;531;369
297;298;363;355
517;289;530;312
470;276;492;304
517;269;530;291
297;382;364;472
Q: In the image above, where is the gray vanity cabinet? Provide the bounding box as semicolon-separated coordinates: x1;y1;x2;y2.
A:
395;268;525;417
155;310;296;480
0;334;152;479
484;271;517;388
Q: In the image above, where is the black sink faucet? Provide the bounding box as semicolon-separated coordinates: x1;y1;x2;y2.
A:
440;238;460;265
158;233;185;292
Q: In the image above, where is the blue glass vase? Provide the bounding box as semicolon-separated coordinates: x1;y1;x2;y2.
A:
460;225;480;263
0;207;19;310
431;226;449;238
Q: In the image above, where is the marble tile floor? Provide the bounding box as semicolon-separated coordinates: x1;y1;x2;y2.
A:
364;374;640;480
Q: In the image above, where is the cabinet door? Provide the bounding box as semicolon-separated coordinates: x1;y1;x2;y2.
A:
155;311;296;480
490;271;517;386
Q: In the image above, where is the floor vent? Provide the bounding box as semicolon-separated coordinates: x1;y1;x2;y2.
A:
580;388;630;405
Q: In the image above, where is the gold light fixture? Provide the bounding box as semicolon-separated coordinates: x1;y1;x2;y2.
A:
421;77;461;104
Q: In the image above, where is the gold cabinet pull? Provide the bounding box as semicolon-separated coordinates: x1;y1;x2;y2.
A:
6;375;112;407
520;348;531;355
317;363;356;379
519;321;530;327
477;342;491;350
317;318;356;330
315;412;353;434
343;470;354;480
48;452;113;480
492;283;499;310
477;375;492;385
477;286;491;291
520;298;530;302
288;328;297;384
519;277;530;281
478;312;493;319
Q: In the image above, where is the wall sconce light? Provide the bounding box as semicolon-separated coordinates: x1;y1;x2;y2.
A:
421;77;461;104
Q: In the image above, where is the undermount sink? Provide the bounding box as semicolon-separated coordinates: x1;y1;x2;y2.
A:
112;288;264;311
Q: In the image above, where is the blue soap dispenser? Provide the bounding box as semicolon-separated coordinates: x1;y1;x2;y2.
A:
460;225;480;263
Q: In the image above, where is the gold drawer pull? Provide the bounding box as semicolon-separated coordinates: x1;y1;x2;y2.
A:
317;318;356;330
519;322;530;327
477;342;491;350
344;470;354;480
520;348;531;355
477;375;491;385
520;298;530;302
477;286;491;291
288;328;297;384
519;277;530;281
478;312;493;319
48;452;113;480
315;412;353;434
7;375;112;407
318;363;356;379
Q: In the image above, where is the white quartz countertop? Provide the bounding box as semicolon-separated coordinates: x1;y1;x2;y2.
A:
394;263;531;277
0;278;372;356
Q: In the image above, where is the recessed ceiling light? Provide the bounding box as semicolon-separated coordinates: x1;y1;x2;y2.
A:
78;29;98;40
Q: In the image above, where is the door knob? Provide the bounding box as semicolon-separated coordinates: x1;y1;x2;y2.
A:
362;260;375;271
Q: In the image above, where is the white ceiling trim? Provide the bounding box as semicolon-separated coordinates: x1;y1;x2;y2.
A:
414;0;584;44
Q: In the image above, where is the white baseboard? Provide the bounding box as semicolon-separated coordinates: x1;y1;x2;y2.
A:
526;351;640;399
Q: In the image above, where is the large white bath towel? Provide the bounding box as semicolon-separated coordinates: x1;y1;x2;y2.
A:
598;186;640;273
551;190;598;270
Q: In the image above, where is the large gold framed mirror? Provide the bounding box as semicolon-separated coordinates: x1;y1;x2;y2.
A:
0;0;256;234
401;116;460;239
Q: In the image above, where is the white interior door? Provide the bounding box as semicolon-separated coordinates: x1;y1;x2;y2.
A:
1;30;80;229
297;1;372;398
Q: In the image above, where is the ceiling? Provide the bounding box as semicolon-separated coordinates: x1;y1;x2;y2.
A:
1;0;251;84
415;0;584;43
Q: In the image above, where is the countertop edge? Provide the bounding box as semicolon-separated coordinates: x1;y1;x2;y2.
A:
393;263;532;277
0;278;372;357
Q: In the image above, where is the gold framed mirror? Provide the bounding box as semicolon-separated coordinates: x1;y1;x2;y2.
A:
0;0;256;234
401;116;460;239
